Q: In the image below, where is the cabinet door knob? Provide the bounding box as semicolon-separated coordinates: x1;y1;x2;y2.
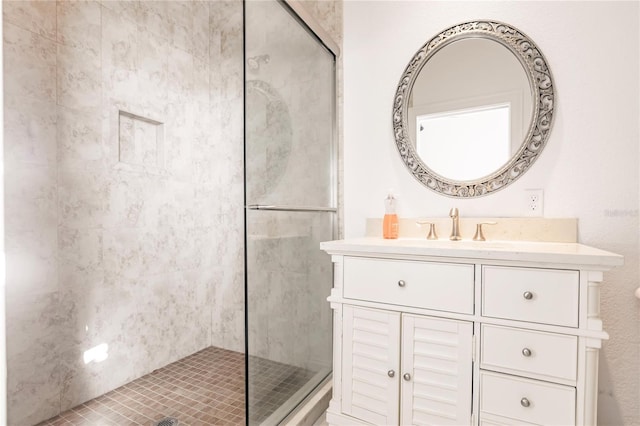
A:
522;348;532;357
523;291;533;300
403;373;411;381
520;397;531;408
387;370;395;378
398;280;406;287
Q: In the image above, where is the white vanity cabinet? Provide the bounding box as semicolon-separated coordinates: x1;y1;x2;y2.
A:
321;238;622;426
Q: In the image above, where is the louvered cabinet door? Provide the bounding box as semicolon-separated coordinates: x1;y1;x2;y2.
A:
342;305;401;425
401;314;473;426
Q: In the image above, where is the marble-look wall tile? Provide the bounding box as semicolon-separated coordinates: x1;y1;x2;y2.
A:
136;1;170;40
105;171;163;229
57;0;101;57
59;227;103;276
57;44;102;110
58;167;108;229
168;45;194;102
211;262;245;353
100;228;143;280
100;0;137;24
6;292;63;425
5;164;58;231
4;95;57;168
3;0;56;41
137;29;169;110
299;0;343;45
4;163;58;299
5;224;58;299
102;6;138;105
167;1;194;54
3;22;56;101
193;1;210;60
4;6;61;423
193;56;211;122
57;106;103;170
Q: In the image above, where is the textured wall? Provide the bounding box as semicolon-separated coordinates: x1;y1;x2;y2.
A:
343;1;639;424
3;1;244;424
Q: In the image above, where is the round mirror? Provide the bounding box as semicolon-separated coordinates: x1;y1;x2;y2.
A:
393;21;555;197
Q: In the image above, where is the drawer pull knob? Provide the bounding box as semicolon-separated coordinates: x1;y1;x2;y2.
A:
387;370;395;378
398;280;406;287
520;397;531;408
403;373;411;381
522;348;532;357
523;291;534;300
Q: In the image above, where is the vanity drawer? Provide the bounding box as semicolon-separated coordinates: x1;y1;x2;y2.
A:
343;257;474;314
481;325;577;383
480;371;576;425
482;266;579;327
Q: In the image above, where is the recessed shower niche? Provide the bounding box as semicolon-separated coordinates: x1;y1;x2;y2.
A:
118;110;165;171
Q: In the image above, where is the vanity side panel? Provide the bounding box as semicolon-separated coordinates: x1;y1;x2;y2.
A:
576;270;606;426
328;255;344;416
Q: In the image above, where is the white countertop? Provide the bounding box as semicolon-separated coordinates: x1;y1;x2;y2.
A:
320;238;624;268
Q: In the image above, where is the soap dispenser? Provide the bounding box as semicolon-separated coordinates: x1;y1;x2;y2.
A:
383;192;399;239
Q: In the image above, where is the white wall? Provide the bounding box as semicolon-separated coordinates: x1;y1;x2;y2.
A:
344;1;639;424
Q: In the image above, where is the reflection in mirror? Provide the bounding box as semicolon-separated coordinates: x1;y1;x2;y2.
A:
409;38;532;181
416;104;510;180
393;21;555;197
245;80;292;200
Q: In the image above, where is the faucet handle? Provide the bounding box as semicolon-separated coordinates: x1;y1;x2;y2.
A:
416;221;438;240
473;221;497;241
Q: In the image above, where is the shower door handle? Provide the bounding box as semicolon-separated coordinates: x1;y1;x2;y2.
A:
247;205;337;213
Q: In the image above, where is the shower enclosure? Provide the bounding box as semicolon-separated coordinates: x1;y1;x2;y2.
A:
3;0;337;424
244;1;337;424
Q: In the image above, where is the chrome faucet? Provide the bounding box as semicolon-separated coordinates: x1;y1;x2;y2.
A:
449;208;461;241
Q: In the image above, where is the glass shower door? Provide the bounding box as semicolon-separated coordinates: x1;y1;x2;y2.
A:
244;1;336;424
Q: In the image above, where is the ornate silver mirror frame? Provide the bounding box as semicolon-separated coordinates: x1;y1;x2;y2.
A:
392;21;555;197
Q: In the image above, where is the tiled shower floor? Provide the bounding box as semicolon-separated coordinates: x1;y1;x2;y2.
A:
39;346;316;426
